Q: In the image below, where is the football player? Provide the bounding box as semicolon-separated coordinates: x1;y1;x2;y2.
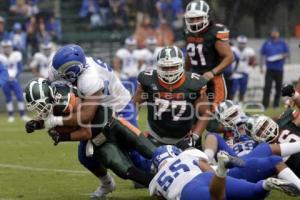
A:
139;36;162;71
30;41;55;78
0;62;8;88
184;0;234;107
31;44;152;198
205;100;300;178
133;45;210;146
149;145;299;200
231;35;256;102
24;78;156;198
0;40;30;122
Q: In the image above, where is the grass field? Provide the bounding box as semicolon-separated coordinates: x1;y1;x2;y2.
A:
0;107;297;200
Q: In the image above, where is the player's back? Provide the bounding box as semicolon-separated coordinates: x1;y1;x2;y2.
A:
149;150;205;200
77;57;131;112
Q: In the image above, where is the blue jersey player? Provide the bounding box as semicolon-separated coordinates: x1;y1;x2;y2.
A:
149;145;299;200
204;100;300;188
0;40;30;122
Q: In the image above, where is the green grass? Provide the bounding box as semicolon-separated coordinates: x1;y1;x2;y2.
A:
0;108;296;200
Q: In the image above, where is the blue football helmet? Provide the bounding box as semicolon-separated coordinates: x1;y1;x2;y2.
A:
52;44;86;83
151;145;182;173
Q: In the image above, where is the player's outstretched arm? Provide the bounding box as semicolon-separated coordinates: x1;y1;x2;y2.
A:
48;126;92;145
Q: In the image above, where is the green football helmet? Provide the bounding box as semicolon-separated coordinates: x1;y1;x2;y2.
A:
24;78;75;119
156;45;184;84
246;115;279;143
24;78;54;119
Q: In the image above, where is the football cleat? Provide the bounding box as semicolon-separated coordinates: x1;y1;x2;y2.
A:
8;116;15;123
90;177;116;199
265;177;300;197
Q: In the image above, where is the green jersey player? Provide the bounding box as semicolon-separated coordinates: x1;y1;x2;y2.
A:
133;46;210;146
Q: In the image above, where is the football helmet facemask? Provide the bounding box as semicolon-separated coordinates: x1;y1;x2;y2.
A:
156;46;184;84
247;115;279;143
24;78;54;119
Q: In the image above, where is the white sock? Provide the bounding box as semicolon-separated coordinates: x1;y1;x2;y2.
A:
278;168;300;190
204;149;215;162
6;102;13;112
17;101;25;110
280;142;300;157
100;173;113;185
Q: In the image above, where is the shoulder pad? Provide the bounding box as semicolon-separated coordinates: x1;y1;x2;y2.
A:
186;72;207;91
213;23;230;41
12;51;22;61
137;70;156;87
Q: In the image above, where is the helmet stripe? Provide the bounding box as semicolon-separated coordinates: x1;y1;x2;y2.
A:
198;1;202;11
29;81;37;101
38;78;45;99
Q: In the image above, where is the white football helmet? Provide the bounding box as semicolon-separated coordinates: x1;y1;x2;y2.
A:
247;115;279;143
184;0;210;33
216;100;247;128
156;46;184;84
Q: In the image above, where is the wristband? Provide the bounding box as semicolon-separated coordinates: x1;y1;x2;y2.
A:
55;116;64;126
211;70;217;76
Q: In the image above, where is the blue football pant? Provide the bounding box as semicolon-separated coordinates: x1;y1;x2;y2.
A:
181;172;268;200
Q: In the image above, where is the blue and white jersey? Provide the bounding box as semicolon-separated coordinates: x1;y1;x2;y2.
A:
0;51;22;80
138;47;162;71
115;48;141;79
49;56;131;113
229;135;257;157
149;149;208;200
231;46;255;78
30;51;55;78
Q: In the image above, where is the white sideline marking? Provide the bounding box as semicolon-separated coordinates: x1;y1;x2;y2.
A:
0;163;89;175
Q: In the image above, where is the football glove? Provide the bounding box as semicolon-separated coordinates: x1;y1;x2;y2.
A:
48;129;60;146
25;120;44;133
282;84;295;97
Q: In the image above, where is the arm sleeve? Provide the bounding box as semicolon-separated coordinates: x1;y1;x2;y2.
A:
0;64;8;87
